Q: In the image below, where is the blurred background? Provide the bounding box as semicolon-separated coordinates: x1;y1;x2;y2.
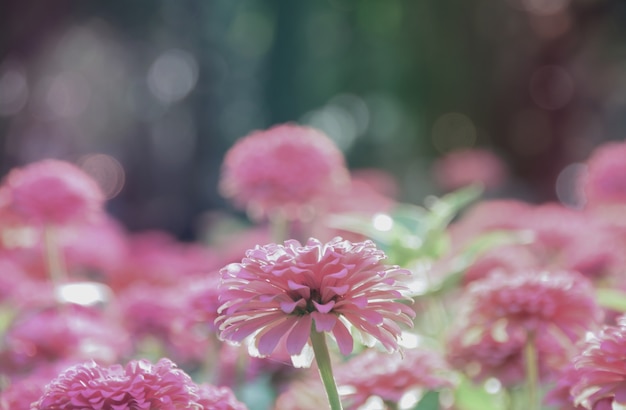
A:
1;0;625;239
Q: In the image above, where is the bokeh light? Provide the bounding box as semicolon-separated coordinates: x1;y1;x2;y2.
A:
147;49;198;104
78;154;125;200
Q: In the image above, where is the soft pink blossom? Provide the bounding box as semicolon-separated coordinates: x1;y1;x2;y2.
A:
544;363;587;410
0;363;63;410
2;304;130;374
447;269;602;385
0;159;105;225
580;140;626;207
196;384;248;410
337;348;453;409
118;283;211;365
570;317;626;409
274;377;329;410
433;148;507;192
32;358;201;410
219;124;349;220
216;237;415;365
105;230;218;291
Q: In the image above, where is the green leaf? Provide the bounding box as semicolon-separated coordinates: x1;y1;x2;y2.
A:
454;378;505;410
425;184;483;231
413;390;440;410
413;230;534;297
596;288;626;312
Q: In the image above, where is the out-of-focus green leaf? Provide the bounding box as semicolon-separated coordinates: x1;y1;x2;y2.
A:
326;185;482;266
414;230;534;297
413;390;440;409
0;305;16;336
596;288;626;312
454;378;505;410
425;184;483;231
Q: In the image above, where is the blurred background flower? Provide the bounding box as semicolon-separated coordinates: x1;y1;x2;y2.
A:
1;0;625;239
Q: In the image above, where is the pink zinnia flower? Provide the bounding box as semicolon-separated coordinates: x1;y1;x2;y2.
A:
32;358;201;410
570;317;626;409
216;237;415;366
544;362;587;410
196;384;248;410
466;269;601;345
105;230;218;291
447;269;602;385
580;140;626;208
0;363;66;410
433;148;507;192
118;283;212;365
336;348;453;409
0;159;105;225
219;124;349;220
2;304;130;374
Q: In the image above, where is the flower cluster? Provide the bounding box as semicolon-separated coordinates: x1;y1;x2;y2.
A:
3;126;626;410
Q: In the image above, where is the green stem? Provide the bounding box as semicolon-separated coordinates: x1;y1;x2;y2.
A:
269;211;289;243
524;332;539;410
310;329;343;410
43;225;67;286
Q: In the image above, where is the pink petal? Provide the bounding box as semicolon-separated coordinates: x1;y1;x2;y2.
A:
331;320;353;355
313;300;335;314
312;312;337;332
257;317;298;355
286;315;313;355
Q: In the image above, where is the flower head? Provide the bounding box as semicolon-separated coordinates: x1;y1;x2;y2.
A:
2;304;130;374
0;159;105;225
570;317;626;409
433;148;507;192
216;237;415;366
464;269;601;341
580;140;626;207
219;124;349;220
196;384;248;410
32;358;201;410
337;348;453;408
447;269;602;385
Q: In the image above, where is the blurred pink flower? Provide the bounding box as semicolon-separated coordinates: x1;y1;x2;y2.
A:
448;199;533;252
105;230;218;291
196;384;248;410
544;362;587;410
1;304;130;374
0;159;104;225
580;140;626;208
570;317;626;409
447;270;601;385
432;148;507;192
447;325;529;386
216;237;415;366
219;124;349;220
466;269;601;345
118;283;212;365
336;348;453;409
0;363;64;410
32;358;201;410
461;244;538;285
274;377;329;410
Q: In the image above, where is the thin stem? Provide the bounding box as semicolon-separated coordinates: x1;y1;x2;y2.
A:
43;225;68;286
524;332;539;410
269;211;289;243
310;329;343;410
